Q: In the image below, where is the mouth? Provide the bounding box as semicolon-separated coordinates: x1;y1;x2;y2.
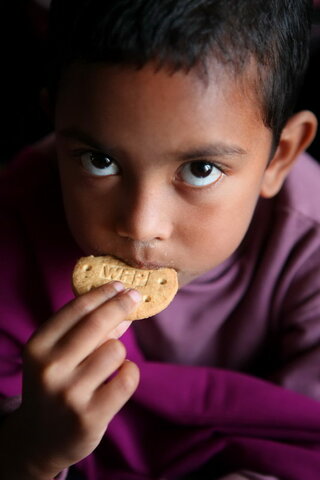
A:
101;253;176;271
122;257;174;271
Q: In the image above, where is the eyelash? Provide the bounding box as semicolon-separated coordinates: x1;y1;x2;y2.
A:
72;149;227;187
73;149;120;175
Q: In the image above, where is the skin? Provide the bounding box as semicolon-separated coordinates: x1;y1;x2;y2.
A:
0;62;316;479
54;63;316;286
55;63;272;287
0;283;142;480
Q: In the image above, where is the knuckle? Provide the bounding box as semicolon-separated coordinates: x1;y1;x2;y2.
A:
85;310;107;335
106;339;126;361
72;283;120;316
24;343;49;380
38;359;63;388
61;385;83;413
118;362;140;396
24;335;43;362
72;295;94;317
114;291;136;315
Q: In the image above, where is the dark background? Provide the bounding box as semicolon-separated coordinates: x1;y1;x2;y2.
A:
0;0;51;166
0;0;319;166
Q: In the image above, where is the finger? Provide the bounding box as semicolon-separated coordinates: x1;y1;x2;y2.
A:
89;360;140;424
29;282;125;353
50;288;141;369
109;320;132;339
71;339;127;398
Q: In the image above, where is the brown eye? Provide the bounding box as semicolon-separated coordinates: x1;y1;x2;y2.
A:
179;161;222;187
190;162;213;178
80;152;120;176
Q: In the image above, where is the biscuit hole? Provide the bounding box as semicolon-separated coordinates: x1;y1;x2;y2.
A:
143;295;152;303
83;265;92;272
158;278;167;285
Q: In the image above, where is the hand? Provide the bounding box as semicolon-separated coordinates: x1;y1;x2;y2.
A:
14;282;141;479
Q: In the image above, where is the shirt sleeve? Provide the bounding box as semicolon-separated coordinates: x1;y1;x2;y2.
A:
0;396;69;480
54;470;69;480
0;187;69;478
219;474;279;480
268;241;320;400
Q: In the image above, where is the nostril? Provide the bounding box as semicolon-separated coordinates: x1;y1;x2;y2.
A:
115;195;172;242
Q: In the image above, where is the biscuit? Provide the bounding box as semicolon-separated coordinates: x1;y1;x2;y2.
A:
72;255;178;320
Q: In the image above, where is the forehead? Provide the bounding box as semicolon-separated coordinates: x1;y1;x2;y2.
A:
55;62;270;155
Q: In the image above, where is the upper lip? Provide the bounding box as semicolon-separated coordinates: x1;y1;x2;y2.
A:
107;253;174;271
120;258;167;270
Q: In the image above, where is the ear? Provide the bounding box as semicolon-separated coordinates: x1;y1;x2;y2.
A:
260;110;318;198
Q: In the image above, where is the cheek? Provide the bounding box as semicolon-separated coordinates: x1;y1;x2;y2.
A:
60;178;108;251
186;206;246;248
182;187;259;264
57;154;115;246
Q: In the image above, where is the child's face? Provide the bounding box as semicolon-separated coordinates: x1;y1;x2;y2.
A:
55;63;274;287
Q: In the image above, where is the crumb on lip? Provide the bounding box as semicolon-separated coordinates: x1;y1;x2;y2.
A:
97;253;177;272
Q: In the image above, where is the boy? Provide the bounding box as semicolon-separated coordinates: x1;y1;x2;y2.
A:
1;0;320;479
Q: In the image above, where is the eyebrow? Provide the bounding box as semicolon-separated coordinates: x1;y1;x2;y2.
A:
58;126;248;160
176;144;247;161
58;127;109;152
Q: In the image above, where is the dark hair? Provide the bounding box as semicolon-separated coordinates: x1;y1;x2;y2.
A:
47;0;313;146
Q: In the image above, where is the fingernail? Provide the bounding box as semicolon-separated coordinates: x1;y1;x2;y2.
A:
112;281;125;292
126;289;142;303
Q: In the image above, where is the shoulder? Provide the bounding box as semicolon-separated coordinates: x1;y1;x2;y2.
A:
243;153;320;290
276;152;320;226
0;134;63;277
0;133;58;206
0;133;73;278
0;134;63;245
0;135;79;335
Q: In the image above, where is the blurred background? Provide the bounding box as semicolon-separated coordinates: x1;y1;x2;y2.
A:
0;0;319;166
0;0;51;166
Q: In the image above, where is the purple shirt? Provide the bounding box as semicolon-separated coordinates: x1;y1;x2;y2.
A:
1;141;320;479
134;154;320;400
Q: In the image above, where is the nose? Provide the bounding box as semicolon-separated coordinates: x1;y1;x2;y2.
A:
115;181;173;242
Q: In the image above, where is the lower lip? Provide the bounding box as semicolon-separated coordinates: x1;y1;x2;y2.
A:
125;260;167;270
98;253;169;271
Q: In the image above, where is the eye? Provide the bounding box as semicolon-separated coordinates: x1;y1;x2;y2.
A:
80;152;120;177
178;161;223;187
